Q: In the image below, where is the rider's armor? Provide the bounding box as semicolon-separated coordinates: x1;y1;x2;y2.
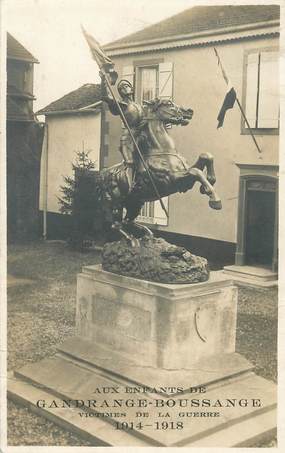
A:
119;103;144;166
101;77;143;172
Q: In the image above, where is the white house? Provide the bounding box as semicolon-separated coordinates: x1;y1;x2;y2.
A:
37;83;102;238
102;5;279;275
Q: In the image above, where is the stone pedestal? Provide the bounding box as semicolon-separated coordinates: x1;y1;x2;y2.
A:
77;265;238;371
8;266;277;447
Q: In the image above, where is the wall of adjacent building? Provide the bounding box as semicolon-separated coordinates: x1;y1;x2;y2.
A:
7;122;44;242
7;60;34;116
105;35;279;245
39;112;101;214
7;59;34;94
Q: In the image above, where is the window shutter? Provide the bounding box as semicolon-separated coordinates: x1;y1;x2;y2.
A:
159;62;173;100
245;53;259;128
258;51;279;128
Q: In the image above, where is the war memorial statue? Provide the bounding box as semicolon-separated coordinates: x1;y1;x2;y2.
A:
81;30;223;283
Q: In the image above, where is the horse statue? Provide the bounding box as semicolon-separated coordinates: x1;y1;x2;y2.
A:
97;98;222;244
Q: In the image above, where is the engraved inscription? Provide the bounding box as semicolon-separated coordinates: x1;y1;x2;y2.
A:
117;308;133;328
92;295;151;341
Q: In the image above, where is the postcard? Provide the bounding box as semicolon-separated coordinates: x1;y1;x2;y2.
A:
1;1;284;452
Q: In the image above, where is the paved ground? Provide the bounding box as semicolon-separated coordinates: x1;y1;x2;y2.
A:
7;241;278;446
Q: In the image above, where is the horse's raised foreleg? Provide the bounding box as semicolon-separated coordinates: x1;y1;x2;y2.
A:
191;153;216;193
189;168;222;210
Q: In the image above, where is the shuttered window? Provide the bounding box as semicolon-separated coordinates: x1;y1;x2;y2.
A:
158;62;173;100
245;50;279;129
122;62;173;226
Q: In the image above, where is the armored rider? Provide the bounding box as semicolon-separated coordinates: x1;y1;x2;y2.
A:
100;72;144;192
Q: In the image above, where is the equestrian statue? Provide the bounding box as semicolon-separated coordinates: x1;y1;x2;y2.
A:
98;71;222;244
82;28;222;283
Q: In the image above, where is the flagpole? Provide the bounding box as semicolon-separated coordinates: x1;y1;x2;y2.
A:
214;48;262;155
235;98;262;154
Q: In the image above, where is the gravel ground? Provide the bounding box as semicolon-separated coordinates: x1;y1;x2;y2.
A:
7;241;99;446
7;241;278;447
236;286;278;448
236;286;278;383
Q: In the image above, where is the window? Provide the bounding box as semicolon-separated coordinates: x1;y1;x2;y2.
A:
138;66;158;102
244;49;279;131
138;196;169;226
7;61;31;94
7;61;25;92
122;62;173;226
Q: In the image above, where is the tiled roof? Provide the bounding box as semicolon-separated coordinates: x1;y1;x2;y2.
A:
37;84;102;115
7;33;38;63
105;5;280;49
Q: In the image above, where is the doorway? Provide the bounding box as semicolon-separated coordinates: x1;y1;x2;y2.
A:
245;186;276;267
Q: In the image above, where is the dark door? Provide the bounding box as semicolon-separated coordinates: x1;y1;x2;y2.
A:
245;189;276;266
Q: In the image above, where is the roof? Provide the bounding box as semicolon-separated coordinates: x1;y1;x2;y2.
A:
7;33;39;63
37;83;102;115
104;5;280;51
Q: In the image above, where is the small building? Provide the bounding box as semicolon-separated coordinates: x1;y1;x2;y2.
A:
7;33;44;241
37;83;102;238
103;5;279;273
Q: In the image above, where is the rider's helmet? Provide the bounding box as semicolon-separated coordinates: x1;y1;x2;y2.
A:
117;79;133;97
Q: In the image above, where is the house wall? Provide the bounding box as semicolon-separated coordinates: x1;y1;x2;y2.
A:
105;35;279;244
7;60;34;93
7;60;34;114
6;53;43;241
7;122;44;242
39;112;101;213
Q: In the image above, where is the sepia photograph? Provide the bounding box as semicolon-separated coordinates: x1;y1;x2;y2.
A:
0;0;283;450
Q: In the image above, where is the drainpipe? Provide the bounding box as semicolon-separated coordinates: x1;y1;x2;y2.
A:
42;122;49;240
34;114;49;240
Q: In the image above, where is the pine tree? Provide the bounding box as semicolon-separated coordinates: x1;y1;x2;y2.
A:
58;148;102;249
58;149;96;215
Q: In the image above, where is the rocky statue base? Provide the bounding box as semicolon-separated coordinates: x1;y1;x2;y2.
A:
102;236;209;284
8;266;276;447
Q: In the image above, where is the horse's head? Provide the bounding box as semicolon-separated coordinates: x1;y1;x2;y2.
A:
144;98;193;126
